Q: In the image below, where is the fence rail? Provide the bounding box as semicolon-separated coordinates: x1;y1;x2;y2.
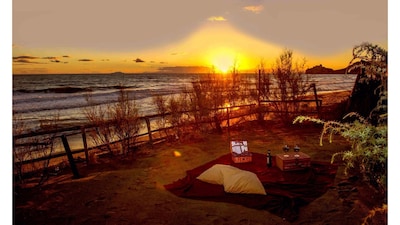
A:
13;104;261;165
13;82;327;173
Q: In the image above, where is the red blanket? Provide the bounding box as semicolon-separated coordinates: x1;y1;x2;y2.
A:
164;152;338;222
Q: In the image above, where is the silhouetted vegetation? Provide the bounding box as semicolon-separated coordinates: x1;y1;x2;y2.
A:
346;42;387;125
13;113;62;185
260;49;312;124
294;42;388;222
84;88;142;156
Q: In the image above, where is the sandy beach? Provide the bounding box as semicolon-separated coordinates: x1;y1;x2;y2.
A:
12;0;388;223
13;90;387;225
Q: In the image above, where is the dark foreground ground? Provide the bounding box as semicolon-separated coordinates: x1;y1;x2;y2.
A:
14;118;387;225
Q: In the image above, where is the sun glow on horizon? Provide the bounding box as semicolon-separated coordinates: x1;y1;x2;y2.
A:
206;47;252;74
12;21;360;74
211;53;236;74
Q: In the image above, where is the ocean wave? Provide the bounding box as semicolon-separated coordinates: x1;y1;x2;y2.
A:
12;86;183;114
12;73;357;131
13;84;145;94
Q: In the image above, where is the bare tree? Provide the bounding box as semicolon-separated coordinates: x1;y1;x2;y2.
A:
13;112;30;183
84;88;141;156
13;112;61;186
36;114;61;185
84;94;114;154
112;88;141;155
253;59;272;122
152;93;170;137
269;49;311;124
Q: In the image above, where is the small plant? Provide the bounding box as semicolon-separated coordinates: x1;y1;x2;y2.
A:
111;88;141;155
293;113;387;193
362;203;387;225
84;88;141;156
152;93;170;137
346;42;387;124
84;94;114;154
294;42;388;196
266;49;311;124
13;112;61;186
36;114;61;185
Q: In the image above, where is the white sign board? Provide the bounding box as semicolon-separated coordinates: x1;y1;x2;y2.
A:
231;141;248;154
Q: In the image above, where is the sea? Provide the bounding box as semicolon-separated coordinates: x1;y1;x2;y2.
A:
13;73;357;133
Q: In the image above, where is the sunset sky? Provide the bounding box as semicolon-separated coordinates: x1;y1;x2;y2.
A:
12;0;388;74
2;1;399;220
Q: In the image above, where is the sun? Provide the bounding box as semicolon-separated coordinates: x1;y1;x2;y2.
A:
212;55;235;73
208;49;237;74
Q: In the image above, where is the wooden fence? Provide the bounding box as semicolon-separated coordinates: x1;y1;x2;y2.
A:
13;104;259;165
13;84;324;175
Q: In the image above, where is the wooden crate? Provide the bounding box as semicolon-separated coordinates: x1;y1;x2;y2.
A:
275;152;311;171
230;140;252;163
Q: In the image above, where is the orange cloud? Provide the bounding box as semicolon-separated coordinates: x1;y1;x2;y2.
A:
243;5;264;14
207;16;227;22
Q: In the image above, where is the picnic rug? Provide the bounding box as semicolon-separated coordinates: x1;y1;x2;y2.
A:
164;152;338;222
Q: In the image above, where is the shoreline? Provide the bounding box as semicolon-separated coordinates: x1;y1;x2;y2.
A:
14;90;353;174
13;73;357;132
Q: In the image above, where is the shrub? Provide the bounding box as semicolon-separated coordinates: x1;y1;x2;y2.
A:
111;89;141;155
84;88;141;156
151;93;170;137
293;113;387;193
265;49;311;124
293;42;388;195
346;42;387;125
13;112;61;186
84;93;114;153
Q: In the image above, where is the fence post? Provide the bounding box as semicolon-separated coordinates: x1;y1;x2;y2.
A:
81;127;89;165
258;69;261;106
144;117;153;145
61;135;81;179
311;83;321;117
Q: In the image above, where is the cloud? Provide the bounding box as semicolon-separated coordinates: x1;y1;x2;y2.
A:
13;56;38;60
42;56;57;60
43;56;58;62
207;16;227;22
134;58;145;63
13;55;66;64
170;52;186;56
78;59;93;62
13;59;42;64
243;5;264;14
42;56;68;63
13;56;41;64
62;55;70;58
158;66;210;73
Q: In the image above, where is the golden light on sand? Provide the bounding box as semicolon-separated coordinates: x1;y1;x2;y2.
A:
173;150;182;157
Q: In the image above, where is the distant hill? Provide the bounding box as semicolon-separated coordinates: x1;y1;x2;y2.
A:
306;64;360;74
